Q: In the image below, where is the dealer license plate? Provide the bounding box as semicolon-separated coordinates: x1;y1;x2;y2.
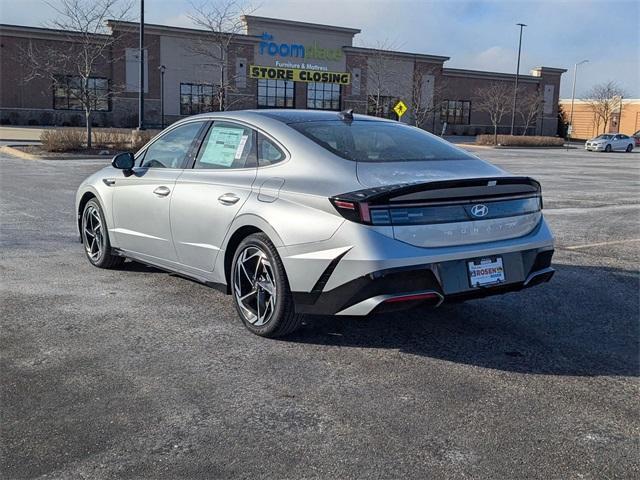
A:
468;257;505;287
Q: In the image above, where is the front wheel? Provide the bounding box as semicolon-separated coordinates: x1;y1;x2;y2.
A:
81;199;124;268
605;144;612;152
626;144;633;152
231;233;303;338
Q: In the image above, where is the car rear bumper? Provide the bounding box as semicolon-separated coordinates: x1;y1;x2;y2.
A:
292;246;554;316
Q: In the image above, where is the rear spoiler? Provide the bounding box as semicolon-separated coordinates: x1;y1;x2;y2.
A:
331;176;541;206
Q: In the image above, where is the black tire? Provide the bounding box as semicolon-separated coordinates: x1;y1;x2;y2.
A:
605;144;612;152
230;233;303;338
81;198;124;269
626;144;633;152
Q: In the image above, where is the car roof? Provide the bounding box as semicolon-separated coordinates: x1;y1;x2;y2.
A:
185;109;394;125
250;109;391;124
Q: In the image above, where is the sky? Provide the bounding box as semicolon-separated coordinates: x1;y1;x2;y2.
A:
1;0;638;98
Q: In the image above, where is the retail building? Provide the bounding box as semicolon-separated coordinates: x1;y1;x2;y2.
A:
0;16;566;135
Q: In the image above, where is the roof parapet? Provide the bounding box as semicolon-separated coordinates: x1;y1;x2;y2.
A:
242;15;361;35
530;66;568;76
343;46;449;63
0;23;111;40
105;20;261;44
443;67;539;82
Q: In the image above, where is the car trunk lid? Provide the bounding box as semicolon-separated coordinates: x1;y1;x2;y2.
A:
331;176;543;248
356;159;505;188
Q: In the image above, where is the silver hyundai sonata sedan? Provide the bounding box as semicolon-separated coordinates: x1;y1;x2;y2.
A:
76;109;554;337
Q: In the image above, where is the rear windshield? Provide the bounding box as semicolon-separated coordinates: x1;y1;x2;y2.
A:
289;120;474;162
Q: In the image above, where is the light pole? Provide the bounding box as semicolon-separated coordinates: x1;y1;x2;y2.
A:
569;59;589;139
138;0;145;130
159;65;166;129
510;23;526;136
617;95;623;133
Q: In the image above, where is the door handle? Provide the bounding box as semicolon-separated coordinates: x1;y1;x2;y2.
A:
218;193;240;205
153;186;171;197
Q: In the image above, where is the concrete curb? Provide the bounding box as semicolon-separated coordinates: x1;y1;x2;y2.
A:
0;145;110;160
458;144;576;150
0;138;42;142
494;145;575;150
456;144;493;150
0;145;43;160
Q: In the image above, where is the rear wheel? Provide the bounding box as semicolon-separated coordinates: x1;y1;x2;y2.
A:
605;144;612;152
81;199;124;269
626;144;633;152
231;233;303;338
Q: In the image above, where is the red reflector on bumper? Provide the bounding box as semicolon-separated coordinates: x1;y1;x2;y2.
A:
384;292;440;303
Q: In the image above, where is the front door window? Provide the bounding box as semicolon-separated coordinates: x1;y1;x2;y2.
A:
139;122;204;169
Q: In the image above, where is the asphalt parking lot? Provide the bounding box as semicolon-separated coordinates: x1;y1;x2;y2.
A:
1;146;638;479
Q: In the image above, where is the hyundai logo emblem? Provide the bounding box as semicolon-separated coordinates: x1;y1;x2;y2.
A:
470;204;489;218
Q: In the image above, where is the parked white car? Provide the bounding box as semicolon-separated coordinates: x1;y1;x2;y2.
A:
585;134;634;152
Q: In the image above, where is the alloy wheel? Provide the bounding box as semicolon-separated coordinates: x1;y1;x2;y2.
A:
83;205;104;261
234;246;277;326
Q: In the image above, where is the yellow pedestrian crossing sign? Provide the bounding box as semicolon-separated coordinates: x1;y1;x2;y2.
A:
393;100;408;119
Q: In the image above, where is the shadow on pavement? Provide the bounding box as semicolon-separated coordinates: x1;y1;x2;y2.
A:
286;263;639;377
116;259;164;273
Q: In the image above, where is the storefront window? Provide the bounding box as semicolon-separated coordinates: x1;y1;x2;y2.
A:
53;76;109;111
257;79;295;108
440;100;471;125
180;83;217;115
307;83;341;110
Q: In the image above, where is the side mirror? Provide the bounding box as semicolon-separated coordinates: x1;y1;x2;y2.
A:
112;152;135;170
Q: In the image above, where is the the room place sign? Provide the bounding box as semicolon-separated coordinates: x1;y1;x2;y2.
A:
249;65;351;85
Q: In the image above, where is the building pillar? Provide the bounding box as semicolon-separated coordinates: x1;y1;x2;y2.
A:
294;82;307;109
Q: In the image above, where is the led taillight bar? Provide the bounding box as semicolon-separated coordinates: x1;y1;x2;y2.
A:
333;200;356;210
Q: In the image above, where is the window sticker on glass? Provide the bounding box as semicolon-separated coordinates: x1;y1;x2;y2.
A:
200;127;245;167
235;135;248;160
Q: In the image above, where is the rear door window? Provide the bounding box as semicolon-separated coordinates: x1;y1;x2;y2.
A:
194;122;257;169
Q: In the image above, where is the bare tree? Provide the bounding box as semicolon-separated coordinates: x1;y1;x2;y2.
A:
474;82;512;144
582;81;626;134
23;0;132;148
516;88;544;135
187;0;257;111
361;40;405;118
410;66;444;130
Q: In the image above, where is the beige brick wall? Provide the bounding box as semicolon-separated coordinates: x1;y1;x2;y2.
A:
560;100;640;139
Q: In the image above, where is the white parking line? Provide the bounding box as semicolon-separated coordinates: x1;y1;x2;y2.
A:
564;239;640;250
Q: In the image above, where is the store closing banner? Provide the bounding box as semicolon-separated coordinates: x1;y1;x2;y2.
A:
249;65;351;85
